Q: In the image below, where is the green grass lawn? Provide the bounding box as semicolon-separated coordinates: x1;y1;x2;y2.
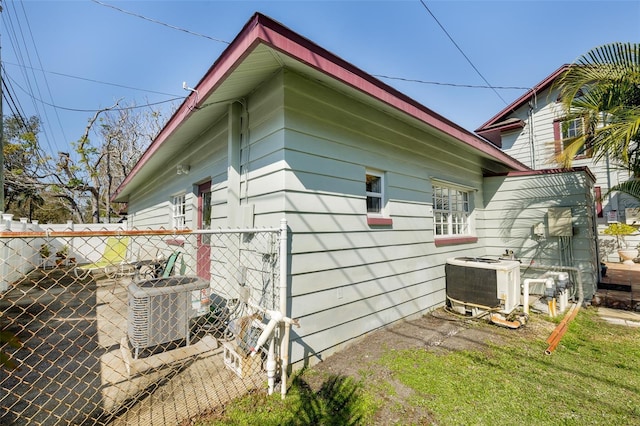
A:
192;308;640;425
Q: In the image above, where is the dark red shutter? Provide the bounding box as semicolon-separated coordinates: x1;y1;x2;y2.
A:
553;121;562;154
594;186;603;218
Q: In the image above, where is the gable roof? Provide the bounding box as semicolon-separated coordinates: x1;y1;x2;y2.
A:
113;13;528;202
475;64;570;136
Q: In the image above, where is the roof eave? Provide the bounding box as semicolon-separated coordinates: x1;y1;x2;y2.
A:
113;12;530;202
475;64;571;133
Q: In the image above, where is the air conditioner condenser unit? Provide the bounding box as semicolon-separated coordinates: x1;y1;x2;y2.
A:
445;257;521;315
128;276;209;359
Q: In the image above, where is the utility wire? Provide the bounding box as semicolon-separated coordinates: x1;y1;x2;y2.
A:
374;74;530;90
14;0;61;155
17;0;69;146
2;78;29;129
419;0;508;105
3;61;182;97
1;2;57;156
6;73;183;112
1;7;29;127
91;0;230;44
1;65;29;127
8;1;54;142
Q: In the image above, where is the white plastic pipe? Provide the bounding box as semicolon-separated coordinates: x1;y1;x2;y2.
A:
251;313;281;355
525;265;584;307
266;338;276;395
279;218;289;400
522;278;553;314
558;290;567;313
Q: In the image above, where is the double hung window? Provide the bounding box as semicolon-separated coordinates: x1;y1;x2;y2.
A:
172;194;186;230
366;171;383;215
432;184;470;236
366;170;392;225
555;117;591;158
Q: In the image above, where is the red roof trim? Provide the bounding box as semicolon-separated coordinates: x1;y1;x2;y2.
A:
113;17;263;199
475;64;570;133
250;14;527;171
114;13;528;200
477;119;525;136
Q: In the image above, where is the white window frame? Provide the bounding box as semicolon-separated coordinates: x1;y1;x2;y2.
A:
561;117;590;157
366;169;385;216
561;117;583;140
432;181;472;237
171;193;186;230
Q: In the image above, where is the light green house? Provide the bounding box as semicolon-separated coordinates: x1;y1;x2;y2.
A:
113;13;598;367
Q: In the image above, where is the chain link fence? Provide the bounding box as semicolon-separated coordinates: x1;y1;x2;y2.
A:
0;224;287;425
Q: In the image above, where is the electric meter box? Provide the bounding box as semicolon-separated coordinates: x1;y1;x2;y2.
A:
548;207;573;237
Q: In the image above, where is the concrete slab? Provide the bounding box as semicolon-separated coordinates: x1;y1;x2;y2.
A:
597;307;640;327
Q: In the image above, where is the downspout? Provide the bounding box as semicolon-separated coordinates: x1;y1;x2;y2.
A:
240;99;251;205
228;102;242;228
528;96;537;170
279;218;289;399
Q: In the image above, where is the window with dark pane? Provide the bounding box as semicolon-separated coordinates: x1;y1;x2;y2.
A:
366;173;382;214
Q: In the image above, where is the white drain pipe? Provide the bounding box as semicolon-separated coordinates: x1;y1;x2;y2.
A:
521;265;585;355
279;218;289;400
558;290;568;313
248;308;299;394
525;265;584;307
266;338;276;395
248;220;298;399
522;278;554;314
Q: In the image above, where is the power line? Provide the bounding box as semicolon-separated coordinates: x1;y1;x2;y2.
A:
5;73;183;112
17;0;69;146
1;65;28;125
1;6;30;128
419;0;508;105
374;74;530;90
91;0;230;45
1;1;57;156
3;61;182;97
2;76;29;129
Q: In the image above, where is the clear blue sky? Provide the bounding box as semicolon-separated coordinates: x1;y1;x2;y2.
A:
2;0;639;161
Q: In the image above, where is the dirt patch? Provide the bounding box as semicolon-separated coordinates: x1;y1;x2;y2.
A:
181;308;556;425
302;308;555;425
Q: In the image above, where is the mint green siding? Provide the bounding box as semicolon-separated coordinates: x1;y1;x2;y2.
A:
125;68;598;368
482;170;598;299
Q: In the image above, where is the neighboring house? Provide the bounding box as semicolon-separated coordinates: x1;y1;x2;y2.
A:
113;13;598;368
476;65;639;226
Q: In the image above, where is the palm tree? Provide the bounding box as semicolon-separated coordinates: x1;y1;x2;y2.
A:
555;42;640;167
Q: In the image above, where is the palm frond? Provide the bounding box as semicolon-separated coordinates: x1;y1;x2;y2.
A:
553;42;640;167
605;179;640;202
